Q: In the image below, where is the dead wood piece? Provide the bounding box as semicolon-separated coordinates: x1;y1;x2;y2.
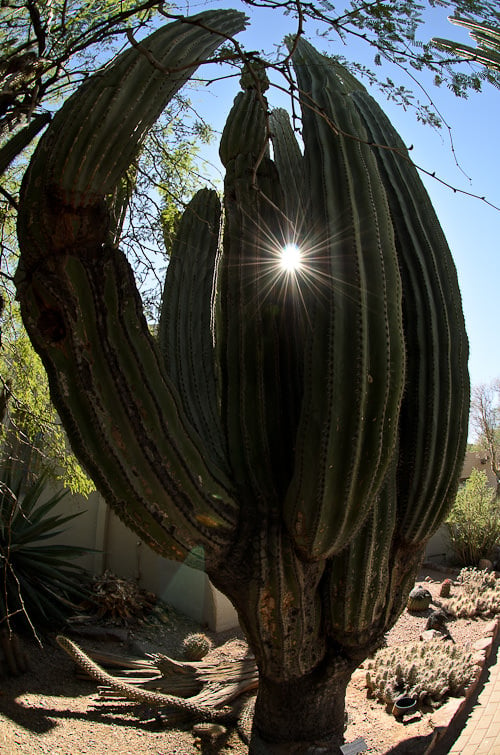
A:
57;635;235;722
79;640;259;716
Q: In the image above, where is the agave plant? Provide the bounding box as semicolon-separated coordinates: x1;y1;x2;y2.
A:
0;463;91;638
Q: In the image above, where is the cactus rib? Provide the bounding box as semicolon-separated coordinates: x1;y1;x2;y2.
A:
56;635;234;721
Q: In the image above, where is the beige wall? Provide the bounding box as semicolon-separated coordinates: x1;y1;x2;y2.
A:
45;486;239;632
46;447;497;623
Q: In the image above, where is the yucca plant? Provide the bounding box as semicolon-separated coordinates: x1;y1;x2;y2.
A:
0;463;91;639
14;11;469;752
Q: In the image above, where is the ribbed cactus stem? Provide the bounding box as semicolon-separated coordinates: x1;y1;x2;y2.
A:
283;38;406;559
269;108;305;229
346;78;469;543
218;80;296;505
16;10;248;273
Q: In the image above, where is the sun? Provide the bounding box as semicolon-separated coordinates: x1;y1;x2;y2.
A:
281;244;302;273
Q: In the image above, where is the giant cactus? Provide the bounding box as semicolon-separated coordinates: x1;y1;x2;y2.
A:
15;14;469;754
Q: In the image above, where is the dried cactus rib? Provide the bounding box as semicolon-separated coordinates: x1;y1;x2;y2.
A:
346;85;469;544
158;189;227;472
151;652;259;706
236;695;256;744
56;636;234;722
284;38;405;559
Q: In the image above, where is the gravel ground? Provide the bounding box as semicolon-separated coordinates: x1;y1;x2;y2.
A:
0;568;493;755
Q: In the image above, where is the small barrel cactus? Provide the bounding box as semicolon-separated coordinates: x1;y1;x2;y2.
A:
407;586;432;612
439;579;452;598
182;632;213;661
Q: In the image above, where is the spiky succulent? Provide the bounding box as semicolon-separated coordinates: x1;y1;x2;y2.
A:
365;640;477;707
182;632;213;661
442;568;500;618
0;463;91;636
439;579;452;598
407;587;433;612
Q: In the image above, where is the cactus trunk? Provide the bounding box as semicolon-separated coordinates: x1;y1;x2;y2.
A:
251;660;355;752
15;17;469;753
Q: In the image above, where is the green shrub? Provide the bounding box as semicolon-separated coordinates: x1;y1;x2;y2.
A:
446;469;500;566
0;463;92;640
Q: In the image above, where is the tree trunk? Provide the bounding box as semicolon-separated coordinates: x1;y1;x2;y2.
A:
249;657;354;754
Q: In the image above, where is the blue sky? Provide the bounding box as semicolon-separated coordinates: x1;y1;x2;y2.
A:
186;1;500;392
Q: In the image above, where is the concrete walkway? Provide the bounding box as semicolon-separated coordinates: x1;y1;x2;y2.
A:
434;632;500;754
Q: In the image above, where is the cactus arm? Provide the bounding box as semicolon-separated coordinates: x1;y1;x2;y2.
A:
16;10;247;274
27;11;247;206
217;86;298;505
158;188;228;472
18;248;237;560
269;107;305;231
283;39;405;559
15;12;248;564
433;17;500;71
348;88;470;543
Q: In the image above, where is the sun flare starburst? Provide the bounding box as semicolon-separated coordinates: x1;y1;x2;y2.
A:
281;244;302;273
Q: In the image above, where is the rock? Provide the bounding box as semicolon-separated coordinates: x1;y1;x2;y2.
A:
483;620;498;637
192;723;227;740
478;559;493;571
420;629;447;642
473;636;493;654
425;609;449;631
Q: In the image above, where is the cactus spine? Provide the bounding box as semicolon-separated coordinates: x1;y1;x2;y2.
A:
16;20;469;753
